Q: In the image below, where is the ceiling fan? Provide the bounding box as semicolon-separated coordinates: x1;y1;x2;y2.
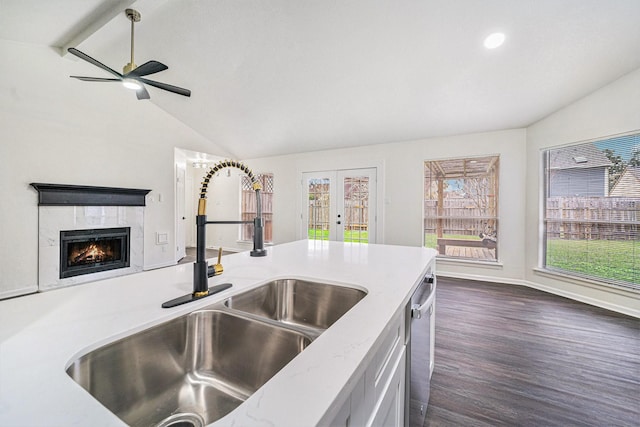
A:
68;8;191;100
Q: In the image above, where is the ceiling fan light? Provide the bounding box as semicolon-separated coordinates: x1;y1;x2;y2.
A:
122;78;142;90
484;32;506;49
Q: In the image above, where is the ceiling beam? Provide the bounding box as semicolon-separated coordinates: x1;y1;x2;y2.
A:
59;0;168;57
59;0;136;57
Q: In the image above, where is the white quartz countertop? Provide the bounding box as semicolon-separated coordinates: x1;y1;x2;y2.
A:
0;240;435;426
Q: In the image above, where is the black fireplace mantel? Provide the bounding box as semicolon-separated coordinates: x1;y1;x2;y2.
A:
30;183;151;207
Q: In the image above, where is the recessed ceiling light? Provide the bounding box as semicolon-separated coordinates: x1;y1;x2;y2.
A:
484;32;505;49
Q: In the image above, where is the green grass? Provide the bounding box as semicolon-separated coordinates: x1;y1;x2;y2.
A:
308;228;329;240
546;238;638;285
308;228;369;243
424;233;637;285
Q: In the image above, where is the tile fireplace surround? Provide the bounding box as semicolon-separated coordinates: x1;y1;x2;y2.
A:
31;184;151;291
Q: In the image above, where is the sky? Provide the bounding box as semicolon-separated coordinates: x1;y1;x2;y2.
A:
594;133;639;161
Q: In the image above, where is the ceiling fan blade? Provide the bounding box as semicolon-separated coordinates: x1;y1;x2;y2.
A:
135;85;151;100
70;76;121;82
68;48;123;79
126;60;168;77
139;78;191;97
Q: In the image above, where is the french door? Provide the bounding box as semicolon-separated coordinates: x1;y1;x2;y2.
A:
302;168;377;243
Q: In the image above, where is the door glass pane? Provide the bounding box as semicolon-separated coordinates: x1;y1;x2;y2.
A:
308;178;331;240
343;176;369;243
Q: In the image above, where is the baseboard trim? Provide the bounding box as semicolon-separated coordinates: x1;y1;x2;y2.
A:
0;286;38;301
437;272;639;318
437;271;526;287
522;279;639;318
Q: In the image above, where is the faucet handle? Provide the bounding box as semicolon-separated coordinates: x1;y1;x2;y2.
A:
206;247;224;277
213;247;224;275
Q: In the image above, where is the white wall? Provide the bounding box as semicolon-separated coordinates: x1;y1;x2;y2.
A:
240;128;527;282
0;40;229;298
186;159;240;250
525;67;640;317
3;39;636;315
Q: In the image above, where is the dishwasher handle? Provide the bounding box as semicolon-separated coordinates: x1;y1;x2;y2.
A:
411;292;435;319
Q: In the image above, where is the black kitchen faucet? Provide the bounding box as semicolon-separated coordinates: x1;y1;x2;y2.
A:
162;160;266;308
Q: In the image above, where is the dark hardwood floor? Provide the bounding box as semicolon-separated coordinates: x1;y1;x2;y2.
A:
424;277;640;427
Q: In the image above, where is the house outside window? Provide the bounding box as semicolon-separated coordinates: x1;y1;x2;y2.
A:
543;133;639;289
423;156;499;262
241;173;273;243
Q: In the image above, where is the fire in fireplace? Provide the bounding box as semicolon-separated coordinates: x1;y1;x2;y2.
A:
60;227;130;279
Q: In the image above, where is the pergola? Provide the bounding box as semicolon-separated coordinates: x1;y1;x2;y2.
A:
425;156;499;258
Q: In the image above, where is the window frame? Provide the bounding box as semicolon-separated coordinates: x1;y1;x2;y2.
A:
540;132;640;290
423;155;500;262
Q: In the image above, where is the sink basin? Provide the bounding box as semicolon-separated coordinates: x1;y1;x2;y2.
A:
66;310;311;427
225;279;367;331
67;279;366;426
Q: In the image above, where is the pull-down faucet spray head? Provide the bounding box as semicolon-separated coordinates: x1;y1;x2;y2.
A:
162;160;266;308
197;159;266;258
197;159;260;214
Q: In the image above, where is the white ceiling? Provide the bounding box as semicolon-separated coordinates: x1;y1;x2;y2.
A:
2;0;640;159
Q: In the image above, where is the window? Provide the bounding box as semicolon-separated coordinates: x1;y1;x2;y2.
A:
240;173;273;243
423;156;499;261
543;133;639;289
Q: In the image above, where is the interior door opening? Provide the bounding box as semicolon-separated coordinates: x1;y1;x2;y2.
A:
175;162;187;261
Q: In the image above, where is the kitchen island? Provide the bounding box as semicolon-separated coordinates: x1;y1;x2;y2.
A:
0;240;436;426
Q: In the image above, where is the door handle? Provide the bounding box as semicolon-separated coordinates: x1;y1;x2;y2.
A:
336;221;341;224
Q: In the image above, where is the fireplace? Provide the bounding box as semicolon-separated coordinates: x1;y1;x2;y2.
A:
31;183;150;291
60;228;131;279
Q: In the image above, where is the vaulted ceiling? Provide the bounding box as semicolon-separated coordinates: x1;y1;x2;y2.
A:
2;0;640;159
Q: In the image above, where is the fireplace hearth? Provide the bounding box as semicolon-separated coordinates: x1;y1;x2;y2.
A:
60;228;130;279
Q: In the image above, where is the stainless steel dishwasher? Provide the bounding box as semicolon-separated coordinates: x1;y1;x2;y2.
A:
405;269;436;427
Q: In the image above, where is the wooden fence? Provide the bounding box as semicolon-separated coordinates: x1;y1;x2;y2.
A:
307;198;369;231
308;199;330;230
307;179;371;231
241;184;273;242
545;197;639;240
424;197;639;240
423;199;495;237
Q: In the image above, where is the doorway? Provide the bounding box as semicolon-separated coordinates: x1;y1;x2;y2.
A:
175;162;187;261
302;168;377;243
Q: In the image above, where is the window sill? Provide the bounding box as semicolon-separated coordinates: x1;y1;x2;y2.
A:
436;256;503;269
533;268;639;295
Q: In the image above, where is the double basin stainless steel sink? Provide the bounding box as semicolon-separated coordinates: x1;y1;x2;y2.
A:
66;279;366;427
